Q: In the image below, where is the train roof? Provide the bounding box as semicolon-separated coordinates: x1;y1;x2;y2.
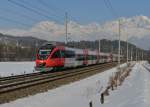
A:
41;43;119;56
39;43;55;49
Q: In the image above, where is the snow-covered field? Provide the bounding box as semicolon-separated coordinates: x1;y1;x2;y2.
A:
1;61;150;107
0;62;35;77
101;61;150;107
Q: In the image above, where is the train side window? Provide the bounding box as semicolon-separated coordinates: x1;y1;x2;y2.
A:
76;54;84;60
51;50;61;58
65;50;75;58
60;50;65;58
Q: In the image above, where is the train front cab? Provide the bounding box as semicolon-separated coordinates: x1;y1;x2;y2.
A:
35;46;65;71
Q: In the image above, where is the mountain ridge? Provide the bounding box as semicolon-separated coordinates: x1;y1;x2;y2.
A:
0;15;150;49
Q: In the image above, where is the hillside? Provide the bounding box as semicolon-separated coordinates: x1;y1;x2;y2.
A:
1;15;150;49
0;33;148;61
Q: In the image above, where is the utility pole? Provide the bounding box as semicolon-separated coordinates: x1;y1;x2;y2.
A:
99;39;101;53
16;40;20;61
65;12;68;44
139;50;141;61
130;46;133;62
111;41;113;54
4;37;8;61
35;41;38;49
138;49;139;61
142;50;144;61
126;35;128;63
136;47;138;61
35;41;38;53
118;19;121;67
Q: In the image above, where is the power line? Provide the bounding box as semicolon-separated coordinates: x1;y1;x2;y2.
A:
103;0;113;16
0;16;60;37
6;0;81;39
8;0;62;23
103;0;118;18
36;0;65;16
103;0;122;66
36;0;80;24
0;7;39;23
0;15;32;27
69;14;80;23
36;0;64;18
106;0;118;17
36;0;82;40
7;0;48;19
20;0;64;21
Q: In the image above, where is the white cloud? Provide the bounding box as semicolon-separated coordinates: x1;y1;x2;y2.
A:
0;15;150;43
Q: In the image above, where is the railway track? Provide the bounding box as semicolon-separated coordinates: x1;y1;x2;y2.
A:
0;62;115;93
0;62;120;104
142;64;150;72
0;63;114;85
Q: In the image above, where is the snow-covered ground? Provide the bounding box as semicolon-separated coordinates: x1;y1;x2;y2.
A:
99;61;150;107
0;62;35;77
1;61;150;107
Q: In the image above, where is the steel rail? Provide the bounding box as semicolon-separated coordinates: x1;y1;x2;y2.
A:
0;63;113;84
0;63;116;94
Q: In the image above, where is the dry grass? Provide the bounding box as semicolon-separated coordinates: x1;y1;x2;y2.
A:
101;63;133;104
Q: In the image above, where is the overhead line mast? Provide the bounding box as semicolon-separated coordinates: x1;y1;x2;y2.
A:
127;34;129;63
65;12;68;44
103;0;122;67
99;40;101;53
118;19;121;67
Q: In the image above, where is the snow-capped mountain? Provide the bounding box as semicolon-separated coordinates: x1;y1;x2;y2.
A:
0;33;47;47
0;15;150;49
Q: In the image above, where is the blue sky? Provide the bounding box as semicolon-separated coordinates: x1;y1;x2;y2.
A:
0;0;149;28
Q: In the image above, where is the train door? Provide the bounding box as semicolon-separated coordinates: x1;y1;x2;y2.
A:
51;50;64;67
60;49;65;66
64;50;76;67
96;50;100;64
83;49;88;65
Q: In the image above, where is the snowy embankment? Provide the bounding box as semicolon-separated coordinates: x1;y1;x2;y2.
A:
100;61;150;107
0;62;35;77
1;61;150;107
1;63;127;107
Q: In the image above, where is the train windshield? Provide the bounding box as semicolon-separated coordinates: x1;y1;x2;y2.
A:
38;49;52;60
37;44;54;60
39;49;51;55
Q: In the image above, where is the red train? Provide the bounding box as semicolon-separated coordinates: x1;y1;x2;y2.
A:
35;43;120;71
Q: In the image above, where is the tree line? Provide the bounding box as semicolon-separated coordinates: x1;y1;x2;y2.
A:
0;39;149;61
